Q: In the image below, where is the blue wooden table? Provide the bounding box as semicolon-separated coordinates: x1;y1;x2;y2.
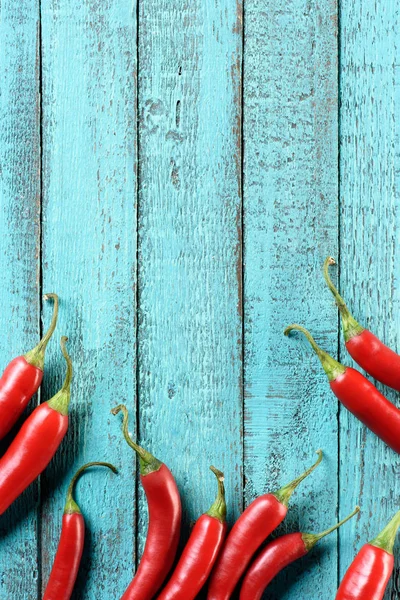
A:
0;0;399;598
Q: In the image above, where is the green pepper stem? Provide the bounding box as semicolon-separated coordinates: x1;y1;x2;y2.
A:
273;450;323;507
47;337;73;416
323;257;364;342
206;466;227;523
25;293;59;369
284;324;346;382
64;461;117;514
370;510;400;554
111;404;162;476
302;506;360;551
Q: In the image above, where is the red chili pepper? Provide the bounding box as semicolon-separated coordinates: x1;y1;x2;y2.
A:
336;510;400;599
0;293;58;440
284;325;400;453
158;466;227;600
0;336;72;514
112;404;182;600
43;461;117;600
324;257;400;391
240;506;359;600
207;450;322;600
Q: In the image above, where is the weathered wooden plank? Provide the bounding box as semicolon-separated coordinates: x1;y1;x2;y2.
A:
0;0;40;597
339;2;400;597
243;0;339;597
137;0;243;580
40;1;137;598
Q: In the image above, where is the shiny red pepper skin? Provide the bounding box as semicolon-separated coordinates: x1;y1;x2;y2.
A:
240;533;307;600
330;368;400;453
324;257;400;391
0;357;42;439
285;325;400;454
336;511;400;600
0;403;68;514
0;293;58;440
112;405;182;600
240;507;360;600
158;467;227;600
346;330;400;391
207;495;286;600
207;451;322;600
159;515;226;600
43;513;84;600
121;465;181;600
336;545;393;600
0;336;71;514
43;461;116;600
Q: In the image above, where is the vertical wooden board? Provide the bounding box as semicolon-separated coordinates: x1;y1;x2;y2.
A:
40;1;137;598
0;0;40;597
137;0;243;566
339;2;400;596
244;0;339;597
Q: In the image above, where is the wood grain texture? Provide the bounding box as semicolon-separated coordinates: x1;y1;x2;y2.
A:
243;0;339;597
40;1;137;598
137;0;243;581
339;2;400;598
0;0;40;597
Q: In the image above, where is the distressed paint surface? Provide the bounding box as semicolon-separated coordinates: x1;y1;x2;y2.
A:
40;1;137;598
137;0;243;572
0;0;41;598
0;0;399;598
243;1;340;598
339;2;400;598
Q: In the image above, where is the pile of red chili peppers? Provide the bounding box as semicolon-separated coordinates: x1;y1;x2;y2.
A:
2;263;400;600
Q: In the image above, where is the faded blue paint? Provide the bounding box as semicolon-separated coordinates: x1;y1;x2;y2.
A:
339;2;400;598
243;0;340;597
0;0;40;598
137;0;243;566
40;1;137;598
0;0;398;598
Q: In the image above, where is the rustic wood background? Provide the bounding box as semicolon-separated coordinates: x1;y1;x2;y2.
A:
0;0;399;598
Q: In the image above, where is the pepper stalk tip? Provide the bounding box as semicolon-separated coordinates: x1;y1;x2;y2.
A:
24;293;59;369
273;449;323;507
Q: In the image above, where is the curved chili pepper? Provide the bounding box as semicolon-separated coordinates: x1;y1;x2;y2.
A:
240;506;359;600
324;257;400;391
112;404;182;600
336;510;400;599
43;461;117;600
207;450;323;600
0;336;72;514
284;325;400;453
158;466;227;600
0;293;58;440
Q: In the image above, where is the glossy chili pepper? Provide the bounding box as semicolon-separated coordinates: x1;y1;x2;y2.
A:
324;257;400;391
207;450;323;600
158;466;227;600
0;336;72;514
285;325;400;453
0;293;58;440
336;510;400;599
43;461;117;600
112;404;182;600
240;506;359;600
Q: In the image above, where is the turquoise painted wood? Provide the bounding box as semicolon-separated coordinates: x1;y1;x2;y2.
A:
243;0;340;597
40;1;137;598
137;0;243;563
339;2;400;598
0;0;399;598
0;1;40;598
